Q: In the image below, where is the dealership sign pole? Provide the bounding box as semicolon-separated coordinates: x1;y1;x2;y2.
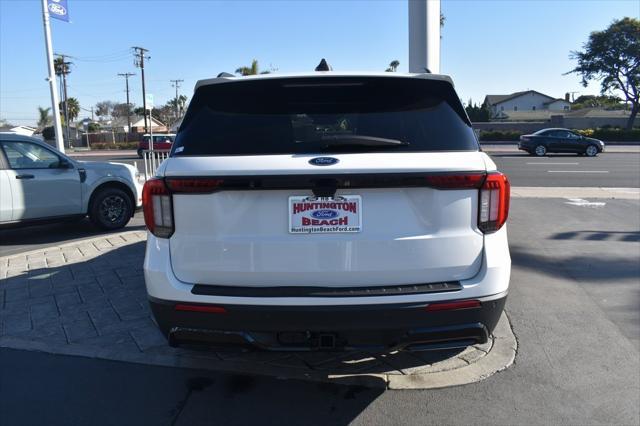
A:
41;0;69;152
409;0;440;74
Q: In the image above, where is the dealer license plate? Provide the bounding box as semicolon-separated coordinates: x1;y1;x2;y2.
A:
289;195;362;234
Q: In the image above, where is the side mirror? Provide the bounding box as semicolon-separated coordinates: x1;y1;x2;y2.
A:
59;158;73;169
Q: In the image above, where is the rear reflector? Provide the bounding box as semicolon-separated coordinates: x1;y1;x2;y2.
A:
478;172;510;233
424;172;486;189
174;304;227;314
165;177;224;193
142;178;174;238
425;300;481;312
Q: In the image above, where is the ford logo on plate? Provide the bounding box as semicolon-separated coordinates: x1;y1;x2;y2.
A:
311;210;339;219
309;157;339;166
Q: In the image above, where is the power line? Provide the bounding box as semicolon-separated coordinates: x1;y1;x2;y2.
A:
132;46;150;133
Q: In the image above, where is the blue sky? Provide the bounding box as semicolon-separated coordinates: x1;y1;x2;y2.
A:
0;0;637;125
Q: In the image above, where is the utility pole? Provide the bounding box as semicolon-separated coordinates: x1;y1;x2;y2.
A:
40;0;64;153
118;72;135;133
170;79;184;121
55;54;72;147
132;46;150;133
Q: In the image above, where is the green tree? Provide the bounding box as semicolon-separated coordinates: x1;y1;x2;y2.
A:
168;95;188;117
54;57;70;76
235;59;271;76
112;103;133;120
567;17;640;129
95;101;115;120
37;106;51;128
465;99;490;122
59;97;79;123
385;60;400;72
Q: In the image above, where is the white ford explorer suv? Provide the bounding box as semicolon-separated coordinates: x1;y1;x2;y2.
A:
143;71;511;352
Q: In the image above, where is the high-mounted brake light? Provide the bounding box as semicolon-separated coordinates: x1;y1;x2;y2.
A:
478;172;510;233
142;178;174;238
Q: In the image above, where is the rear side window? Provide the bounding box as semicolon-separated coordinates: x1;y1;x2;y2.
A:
173;76;478;156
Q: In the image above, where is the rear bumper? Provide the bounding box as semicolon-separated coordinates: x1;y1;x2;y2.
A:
149;294;506;351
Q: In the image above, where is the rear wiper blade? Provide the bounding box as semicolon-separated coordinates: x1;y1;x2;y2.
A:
321;135;408;147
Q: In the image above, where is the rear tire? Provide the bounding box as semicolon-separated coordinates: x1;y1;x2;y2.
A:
534;145;547;156
137;148;144;159
585;145;599;157
89;187;133;230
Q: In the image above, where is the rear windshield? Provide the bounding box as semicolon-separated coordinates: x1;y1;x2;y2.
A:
172;76;478;156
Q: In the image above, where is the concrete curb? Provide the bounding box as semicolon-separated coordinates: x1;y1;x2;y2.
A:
387;313;516;390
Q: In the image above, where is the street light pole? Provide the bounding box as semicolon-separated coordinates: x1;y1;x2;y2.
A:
40;0;64;152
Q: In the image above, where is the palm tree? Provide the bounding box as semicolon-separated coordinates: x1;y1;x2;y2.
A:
235;59;271;76
385;60;400;72
60;97;80;122
37;106;51;129
54;57;70;76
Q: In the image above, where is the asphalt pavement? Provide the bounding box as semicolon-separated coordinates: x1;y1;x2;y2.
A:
1;197;638;425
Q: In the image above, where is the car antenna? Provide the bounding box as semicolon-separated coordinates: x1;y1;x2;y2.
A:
217;72;234;78
315;59;332;71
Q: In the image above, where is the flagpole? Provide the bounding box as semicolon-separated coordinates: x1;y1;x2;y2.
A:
41;0;65;153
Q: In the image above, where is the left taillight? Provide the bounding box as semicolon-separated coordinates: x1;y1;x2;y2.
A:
142;178;174;238
478;172;510;233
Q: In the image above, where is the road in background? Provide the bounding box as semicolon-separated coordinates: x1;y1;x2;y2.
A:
490;152;640;187
68;151;640;188
2;198;638;425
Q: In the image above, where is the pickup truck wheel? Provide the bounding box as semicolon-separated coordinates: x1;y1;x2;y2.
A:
137;148;144;158
89;188;133;230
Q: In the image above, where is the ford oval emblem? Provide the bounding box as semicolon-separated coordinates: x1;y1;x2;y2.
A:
311;210;339;219
309;157;339;166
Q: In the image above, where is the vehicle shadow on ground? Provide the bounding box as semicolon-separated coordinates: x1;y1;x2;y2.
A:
510;243;640;281
0;217;144;252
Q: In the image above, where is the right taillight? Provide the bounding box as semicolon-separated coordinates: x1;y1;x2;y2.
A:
142;178;174;238
478;172;510;233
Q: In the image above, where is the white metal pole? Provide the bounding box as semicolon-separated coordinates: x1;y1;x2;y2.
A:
40;0;65;153
408;0;441;74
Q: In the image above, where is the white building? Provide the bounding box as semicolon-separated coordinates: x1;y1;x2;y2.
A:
483;90;571;117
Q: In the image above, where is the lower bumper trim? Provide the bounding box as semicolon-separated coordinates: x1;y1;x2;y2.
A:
150;295;506;352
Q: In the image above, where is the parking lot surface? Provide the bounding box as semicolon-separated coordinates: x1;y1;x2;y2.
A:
1;196;638;425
